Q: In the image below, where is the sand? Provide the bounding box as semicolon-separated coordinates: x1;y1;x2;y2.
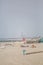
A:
0;42;43;65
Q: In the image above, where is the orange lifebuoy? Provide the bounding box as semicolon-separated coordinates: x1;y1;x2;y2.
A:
31;44;36;48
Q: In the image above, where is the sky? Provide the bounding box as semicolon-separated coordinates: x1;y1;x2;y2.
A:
0;0;43;38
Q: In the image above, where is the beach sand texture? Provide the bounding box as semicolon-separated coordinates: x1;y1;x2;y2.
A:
0;42;43;65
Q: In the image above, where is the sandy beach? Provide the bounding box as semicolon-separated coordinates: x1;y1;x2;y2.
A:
0;42;43;65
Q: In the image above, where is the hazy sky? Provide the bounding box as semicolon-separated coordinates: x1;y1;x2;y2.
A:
0;0;43;38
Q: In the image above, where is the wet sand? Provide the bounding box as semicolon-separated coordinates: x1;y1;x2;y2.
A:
0;42;43;65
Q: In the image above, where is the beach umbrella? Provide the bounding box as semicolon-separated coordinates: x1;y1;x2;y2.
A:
39;38;43;43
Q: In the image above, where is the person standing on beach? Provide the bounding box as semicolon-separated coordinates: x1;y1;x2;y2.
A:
22;38;26;44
